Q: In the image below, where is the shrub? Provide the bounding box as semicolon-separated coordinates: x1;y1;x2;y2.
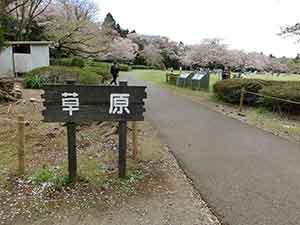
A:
119;64;131;71
50;58;72;66
85;61;111;82
88;61;130;72
71;57;85;68
132;65;150;70
86;67;110;82
50;57;85;68
213;79;270;104
85;66;106;75
24;66;102;88
259;82;300;114
132;65;161;70
28;166;68;190
87;61;110;72
24;73;48;89
213;78;300;115
78;69;101;85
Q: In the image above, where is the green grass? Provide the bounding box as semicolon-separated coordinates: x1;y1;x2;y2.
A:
27;166;69;190
125;70;219;99
245;73;300;81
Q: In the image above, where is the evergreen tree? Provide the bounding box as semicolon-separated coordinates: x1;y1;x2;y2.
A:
103;13;117;29
102;12;129;38
0;27;5;50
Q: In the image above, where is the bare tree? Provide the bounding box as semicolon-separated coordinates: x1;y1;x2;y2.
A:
5;0;52;40
280;23;300;42
1;0;30;16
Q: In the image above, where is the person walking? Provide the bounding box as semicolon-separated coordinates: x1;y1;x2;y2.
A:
110;61;120;85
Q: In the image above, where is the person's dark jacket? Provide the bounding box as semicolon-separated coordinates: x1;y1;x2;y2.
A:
111;64;120;77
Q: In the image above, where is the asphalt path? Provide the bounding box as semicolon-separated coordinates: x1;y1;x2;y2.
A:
123;74;300;225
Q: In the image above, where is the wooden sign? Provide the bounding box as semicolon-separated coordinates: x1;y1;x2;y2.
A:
42;84;147;122
41;81;147;181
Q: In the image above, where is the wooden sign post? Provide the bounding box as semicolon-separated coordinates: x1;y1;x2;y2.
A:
67;121;77;182
42;81;147;181
118;81;128;178
65;80;77;182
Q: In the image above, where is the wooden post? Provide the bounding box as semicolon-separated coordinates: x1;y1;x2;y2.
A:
239;88;245;112
119;120;127;178
17;115;25;175
65;80;77;182
119;81;128;178
12;48;16;78
67;122;77;182
132;121;138;160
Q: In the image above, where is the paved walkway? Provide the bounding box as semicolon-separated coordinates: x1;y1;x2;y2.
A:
123;74;300;225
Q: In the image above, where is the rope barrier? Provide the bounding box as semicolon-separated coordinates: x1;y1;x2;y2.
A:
244;90;300;106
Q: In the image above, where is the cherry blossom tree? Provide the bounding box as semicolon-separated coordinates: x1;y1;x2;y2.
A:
222;49;247;69
245;52;270;71
141;44;164;68
103;37;138;62
181;39;228;67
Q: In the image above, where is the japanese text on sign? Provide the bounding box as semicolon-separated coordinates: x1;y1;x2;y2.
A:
62;92;79;116
109;93;130;115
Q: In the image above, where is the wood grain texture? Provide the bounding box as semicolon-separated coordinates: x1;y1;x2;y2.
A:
42;85;147;122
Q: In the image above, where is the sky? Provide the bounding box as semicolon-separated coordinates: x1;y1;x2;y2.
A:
97;0;300;57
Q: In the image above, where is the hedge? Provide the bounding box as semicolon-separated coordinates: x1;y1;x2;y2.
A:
132;65;151;70
24;66;102;88
213;79;268;104
119;64;131;71
88;61;131;72
50;57;85;68
131;65;162;70
213;78;300;115
259;82;300;114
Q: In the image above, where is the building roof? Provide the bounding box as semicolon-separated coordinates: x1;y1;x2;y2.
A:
7;41;52;45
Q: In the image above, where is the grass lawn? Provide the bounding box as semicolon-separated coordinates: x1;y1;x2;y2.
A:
125;70;219;99
244;73;300;81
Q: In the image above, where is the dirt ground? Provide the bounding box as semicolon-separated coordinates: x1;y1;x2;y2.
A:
0;87;220;225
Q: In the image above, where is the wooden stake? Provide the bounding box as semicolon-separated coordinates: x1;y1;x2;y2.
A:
17;115;25;175
239;88;245;112
132;121;138;160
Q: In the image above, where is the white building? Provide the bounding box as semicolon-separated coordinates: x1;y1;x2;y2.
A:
0;41;51;78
